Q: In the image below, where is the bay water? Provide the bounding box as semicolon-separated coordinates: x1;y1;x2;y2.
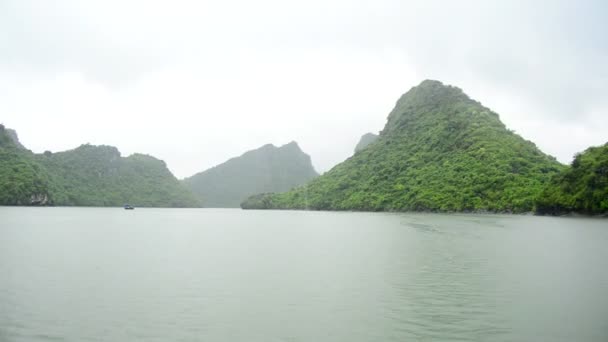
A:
1;207;607;341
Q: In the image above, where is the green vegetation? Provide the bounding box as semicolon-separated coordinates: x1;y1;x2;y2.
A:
3;80;606;214
184;142;318;207
241;80;565;212
39;145;200;207
0;125;200;207
536;143;608;215
354;133;378;153
0;125;53;205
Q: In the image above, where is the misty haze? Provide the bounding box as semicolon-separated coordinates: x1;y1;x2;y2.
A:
1;1;607;341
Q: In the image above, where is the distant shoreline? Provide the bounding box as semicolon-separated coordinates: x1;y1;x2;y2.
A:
2;205;605;218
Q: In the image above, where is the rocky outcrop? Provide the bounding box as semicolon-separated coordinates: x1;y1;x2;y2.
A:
354;132;379;153
30;193;49;205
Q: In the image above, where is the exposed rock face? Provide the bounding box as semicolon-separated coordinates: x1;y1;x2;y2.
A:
354;132;379;153
6;128;26;149
30;193;49;205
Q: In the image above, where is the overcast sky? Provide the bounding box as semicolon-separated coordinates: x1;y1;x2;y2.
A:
1;0;606;178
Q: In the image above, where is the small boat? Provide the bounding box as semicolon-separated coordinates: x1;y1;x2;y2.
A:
123;204;134;210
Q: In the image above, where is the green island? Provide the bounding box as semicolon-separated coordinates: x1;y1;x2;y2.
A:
0;126;199;207
241;80;606;215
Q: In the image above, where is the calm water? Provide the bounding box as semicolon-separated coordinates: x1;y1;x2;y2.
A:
1;208;607;341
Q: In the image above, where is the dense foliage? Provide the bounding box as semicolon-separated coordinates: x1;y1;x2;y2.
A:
536;143;608;215
242;80;565;213
38;145;200;207
0;125;53;205
184;142;318;207
0;125;200;207
354;133;378;153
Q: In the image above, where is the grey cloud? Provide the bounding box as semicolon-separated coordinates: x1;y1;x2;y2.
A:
0;0;606;175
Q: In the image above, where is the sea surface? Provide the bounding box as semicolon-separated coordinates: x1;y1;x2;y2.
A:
1;207;607;341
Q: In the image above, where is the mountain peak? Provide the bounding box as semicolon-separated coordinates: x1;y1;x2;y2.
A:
416;79;463;93
383;79;482;136
259;143;277;150
73;144;122;158
256;141;302;153
418;79;445;87
184;141;318;207
280;141;302;151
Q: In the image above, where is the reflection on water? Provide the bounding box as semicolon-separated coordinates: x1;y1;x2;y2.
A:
0;208;607;341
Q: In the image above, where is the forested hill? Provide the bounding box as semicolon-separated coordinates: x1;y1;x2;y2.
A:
0;124;54;205
39;145;200;207
241;80;565;212
536;143;608;215
183;142;318;207
0;125;200;207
